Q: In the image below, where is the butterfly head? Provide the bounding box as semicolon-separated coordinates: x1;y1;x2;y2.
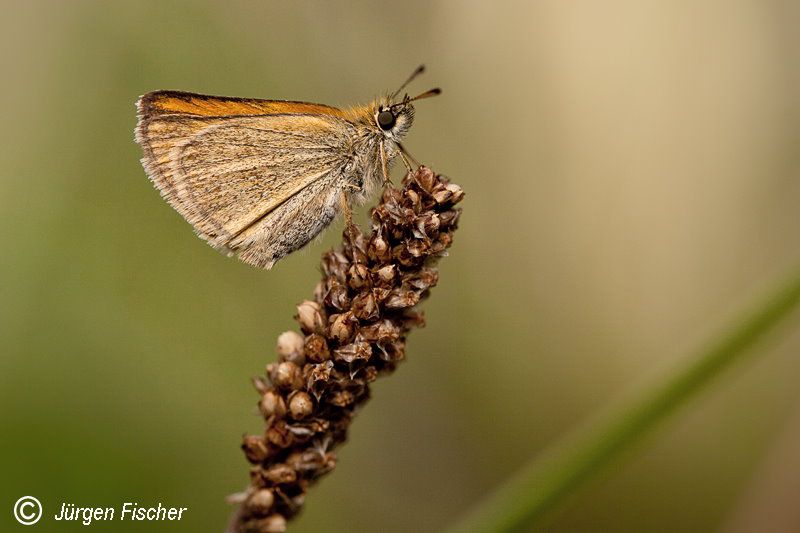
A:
374;98;412;142
374;65;441;142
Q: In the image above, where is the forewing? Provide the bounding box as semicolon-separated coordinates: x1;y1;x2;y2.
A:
136;100;352;258
139;90;347;118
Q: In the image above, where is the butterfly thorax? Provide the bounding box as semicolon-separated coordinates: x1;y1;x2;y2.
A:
340;97;415;203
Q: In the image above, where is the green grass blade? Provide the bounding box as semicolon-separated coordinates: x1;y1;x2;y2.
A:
448;268;800;533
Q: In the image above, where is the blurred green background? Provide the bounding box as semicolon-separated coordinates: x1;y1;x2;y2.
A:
2;1;799;531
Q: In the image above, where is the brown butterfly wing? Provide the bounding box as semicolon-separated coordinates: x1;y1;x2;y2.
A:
135;91;354;267
138;90;348;118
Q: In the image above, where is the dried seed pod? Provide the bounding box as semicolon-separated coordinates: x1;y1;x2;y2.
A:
266;420;292;448
303;334;330;363
263;463;296;485
333;341;372;364
321;250;349;282
288;391;314;420
259;390;286;418
306;360;334;387
328;390;355;407
288;418;330;437
407;189;422;212
444;183;464;204
363;366;379;382
381;339;407;363
375;264;397;285
347;263;370;289
324;279;350;311
385;288;421;309
295;300;326;334
241;435;268;464
400;311;426;329
421;213;440;234
329;312;357;344
406;268;439;291
252;514;287;533
247;489;275;515
270;362;303;390
351;291;379;321
406;238;428;258
368;233;392;262
394;243;417;267
414;166;436;192
286;449;336;476
276;331;305;365
252;375;271;395
371;287;390;303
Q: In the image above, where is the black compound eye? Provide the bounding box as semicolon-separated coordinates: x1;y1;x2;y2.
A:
377;110;396;130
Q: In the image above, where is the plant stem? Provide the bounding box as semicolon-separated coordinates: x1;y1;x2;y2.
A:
448;268;800;533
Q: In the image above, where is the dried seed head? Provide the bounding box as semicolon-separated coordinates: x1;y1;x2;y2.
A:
247;489;275;515
276;331;305;365
296;300;326;334
233;167;463;531
259;390;286;418
288;391;314;420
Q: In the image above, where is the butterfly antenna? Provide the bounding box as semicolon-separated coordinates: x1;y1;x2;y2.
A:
409;88;441;102
391;64;426;100
389;87;441;110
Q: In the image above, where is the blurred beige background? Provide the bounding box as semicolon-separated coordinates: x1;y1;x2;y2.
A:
1;1;799;531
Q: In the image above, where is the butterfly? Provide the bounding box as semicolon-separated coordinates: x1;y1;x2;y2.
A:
135;65;439;269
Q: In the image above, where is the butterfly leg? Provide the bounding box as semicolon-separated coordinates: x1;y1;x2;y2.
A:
339;189;360;247
379;140;392;187
397;141;419;170
339;190;354;228
398;151;413;174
